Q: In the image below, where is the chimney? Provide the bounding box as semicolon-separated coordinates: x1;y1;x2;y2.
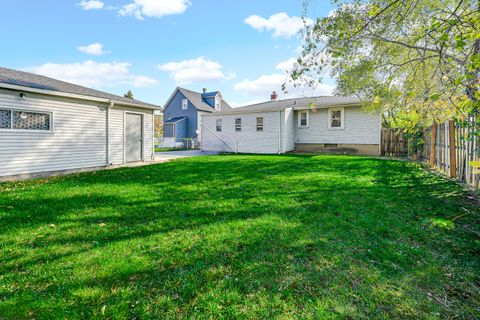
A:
271;91;278;101
203;88;208;94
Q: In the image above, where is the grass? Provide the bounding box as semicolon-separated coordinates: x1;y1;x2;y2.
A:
0;154;479;319
154;147;191;152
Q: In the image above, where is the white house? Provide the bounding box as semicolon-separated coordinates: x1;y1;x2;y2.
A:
0;67;159;180
201;94;381;155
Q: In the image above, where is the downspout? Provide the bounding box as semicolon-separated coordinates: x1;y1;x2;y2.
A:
278;111;282;154
107;101;113;165
152;112;155;160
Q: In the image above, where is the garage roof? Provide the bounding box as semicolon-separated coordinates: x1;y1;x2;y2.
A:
208;96;362;115
0;66;159;109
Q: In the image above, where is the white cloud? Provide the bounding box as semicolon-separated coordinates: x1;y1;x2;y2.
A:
77;43;107;56
234;73;334;99
158;57;235;85
276;58;298;73
119;0;190;20
78;0;104;10
244;12;313;38
26;61;158;89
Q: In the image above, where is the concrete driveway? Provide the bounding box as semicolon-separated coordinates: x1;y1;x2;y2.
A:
155;150;219;161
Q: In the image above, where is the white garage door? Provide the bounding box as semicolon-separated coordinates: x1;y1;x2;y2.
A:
125;113;143;162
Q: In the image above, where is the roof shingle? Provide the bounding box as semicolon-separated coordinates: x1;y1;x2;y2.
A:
207;96;362;115
0;67;159;109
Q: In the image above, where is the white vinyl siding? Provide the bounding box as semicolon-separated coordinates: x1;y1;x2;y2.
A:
109;107;125;164
0;89;155;178
295;106;381;145
202;111;283;154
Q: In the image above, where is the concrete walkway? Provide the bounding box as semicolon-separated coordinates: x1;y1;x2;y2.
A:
155;150;219;161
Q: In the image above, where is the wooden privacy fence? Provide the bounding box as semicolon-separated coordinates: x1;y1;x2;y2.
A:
424;119;480;189
380;128;407;157
381;116;480;189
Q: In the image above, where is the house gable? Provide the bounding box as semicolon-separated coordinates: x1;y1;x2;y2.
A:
162;89;199;139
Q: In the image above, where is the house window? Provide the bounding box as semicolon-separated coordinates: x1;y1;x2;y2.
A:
298;111;309;127
182;99;188;110
329;107;344;129
235;118;242;132
256;117;264;131
215;97;221;110
216;119;222;132
0;108;51;131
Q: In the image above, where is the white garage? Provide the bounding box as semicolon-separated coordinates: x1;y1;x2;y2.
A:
0;67;159;180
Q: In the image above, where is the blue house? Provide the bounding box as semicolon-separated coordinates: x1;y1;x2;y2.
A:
161;87;232;148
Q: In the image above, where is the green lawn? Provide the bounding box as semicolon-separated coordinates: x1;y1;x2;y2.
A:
1;155;479;319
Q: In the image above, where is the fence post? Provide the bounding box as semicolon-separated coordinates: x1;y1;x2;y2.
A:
449;120;456;178
430;123;437;166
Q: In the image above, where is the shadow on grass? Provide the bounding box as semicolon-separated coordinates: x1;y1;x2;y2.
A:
0;155;479;319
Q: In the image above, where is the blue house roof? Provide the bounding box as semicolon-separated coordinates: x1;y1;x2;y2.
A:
201;91;219;98
164;116;186;123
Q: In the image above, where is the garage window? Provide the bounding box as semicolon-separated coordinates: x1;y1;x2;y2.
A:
235;118;242;132
0;108;52;131
256;117;264;131
0;109;11;129
216;119;222;132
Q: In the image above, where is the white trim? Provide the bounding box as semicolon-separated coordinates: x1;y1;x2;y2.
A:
297;110;309;128
328;107;345;130
0;83;158;110
182;98;188;110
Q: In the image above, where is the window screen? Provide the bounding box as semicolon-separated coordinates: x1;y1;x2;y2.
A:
0;109;11;129
256;117;264;131
331;110;342;128
300;112;308;126
235;118;242;132
13;111;51;130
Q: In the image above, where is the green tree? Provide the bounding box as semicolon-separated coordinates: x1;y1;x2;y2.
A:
293;0;479;132
124;90;134;99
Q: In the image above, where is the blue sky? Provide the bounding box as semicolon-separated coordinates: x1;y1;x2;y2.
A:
0;0;335;106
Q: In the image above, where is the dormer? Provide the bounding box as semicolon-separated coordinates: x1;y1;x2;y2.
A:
201;88;222;111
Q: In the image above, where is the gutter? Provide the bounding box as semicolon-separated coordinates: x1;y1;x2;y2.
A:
202;103;364;117
107;101;113;165
0;83;159;110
